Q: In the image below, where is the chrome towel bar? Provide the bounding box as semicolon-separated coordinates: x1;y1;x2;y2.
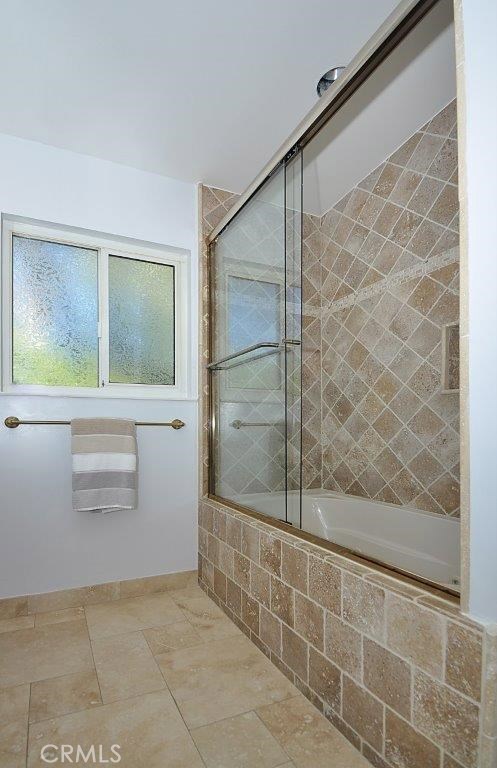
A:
207;339;301;371
207;342;281;371
4;416;185;430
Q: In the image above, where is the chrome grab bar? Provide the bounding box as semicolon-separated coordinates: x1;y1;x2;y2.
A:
207;339;301;372
207;341;280;371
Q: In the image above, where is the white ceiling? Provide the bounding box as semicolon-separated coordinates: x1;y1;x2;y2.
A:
0;0;400;194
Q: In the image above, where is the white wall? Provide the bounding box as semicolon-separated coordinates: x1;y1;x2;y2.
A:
460;0;497;623
304;0;456;215
0;133;198;598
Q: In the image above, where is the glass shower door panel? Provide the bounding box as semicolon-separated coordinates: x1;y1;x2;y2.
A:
285;153;303;528
298;2;460;589
211;353;286;517
211;166;288;521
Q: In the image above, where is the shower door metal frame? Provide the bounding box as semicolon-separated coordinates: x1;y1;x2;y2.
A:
206;0;459;598
207;156;303;526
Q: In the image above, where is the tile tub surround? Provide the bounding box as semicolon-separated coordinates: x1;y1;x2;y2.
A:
303;98;461;515
0;579;374;768
198;498;497;768
199;185;240;499
200;103;461;511
198;184;497;764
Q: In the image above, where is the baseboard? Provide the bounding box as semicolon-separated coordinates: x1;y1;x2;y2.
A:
0;569;198;618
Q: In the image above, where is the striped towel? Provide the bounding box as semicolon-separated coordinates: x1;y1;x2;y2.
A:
71;418;137;512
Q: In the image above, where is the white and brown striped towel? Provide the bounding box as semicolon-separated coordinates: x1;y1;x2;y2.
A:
71;418;137;512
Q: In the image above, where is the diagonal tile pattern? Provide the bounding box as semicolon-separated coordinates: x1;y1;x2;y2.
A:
201;103;460;513
301;98;460;514
201;185;294;501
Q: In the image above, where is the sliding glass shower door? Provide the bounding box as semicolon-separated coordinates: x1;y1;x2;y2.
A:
285;153;303;527
209;157;303;526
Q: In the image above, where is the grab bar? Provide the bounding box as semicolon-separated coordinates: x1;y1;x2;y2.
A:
207;339;301;372
231;420;285;429
207;342;280;371
4;416;185;429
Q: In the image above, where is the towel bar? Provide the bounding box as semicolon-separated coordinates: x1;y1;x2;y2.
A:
4;416;185;430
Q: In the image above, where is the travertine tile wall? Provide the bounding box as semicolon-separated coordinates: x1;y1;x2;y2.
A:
199;178;496;767
303;99;461;514
198;497;496;768
199;185;240;498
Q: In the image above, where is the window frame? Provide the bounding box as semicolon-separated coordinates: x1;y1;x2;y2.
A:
1;219;189;399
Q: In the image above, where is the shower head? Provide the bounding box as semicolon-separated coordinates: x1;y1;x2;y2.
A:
317;66;346;98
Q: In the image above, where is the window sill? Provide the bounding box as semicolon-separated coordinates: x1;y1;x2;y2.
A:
0;387;198;402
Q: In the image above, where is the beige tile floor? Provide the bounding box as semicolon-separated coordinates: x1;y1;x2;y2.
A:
0;584;369;768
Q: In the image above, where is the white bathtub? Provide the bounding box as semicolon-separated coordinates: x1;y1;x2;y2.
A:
232;490;460;590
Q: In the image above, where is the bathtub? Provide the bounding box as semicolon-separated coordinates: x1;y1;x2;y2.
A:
231;489;460;590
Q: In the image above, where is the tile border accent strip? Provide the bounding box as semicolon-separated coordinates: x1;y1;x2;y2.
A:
323;247;459;316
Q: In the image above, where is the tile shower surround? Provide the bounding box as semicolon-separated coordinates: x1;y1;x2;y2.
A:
202;101;460;514
199;184;497;768
198;499;497;768
198;102;496;767
301;99;461;515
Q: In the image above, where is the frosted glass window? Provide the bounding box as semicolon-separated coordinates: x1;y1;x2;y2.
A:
5;222;185;395
226;275;281;390
228;276;280;352
108;255;175;385
12;235;98;387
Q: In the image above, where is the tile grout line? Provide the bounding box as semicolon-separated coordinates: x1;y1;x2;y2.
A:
204;507;473;622
14;592;216;699
205;568;482;766
203;539;484;704
151;597;302;762
83;610;105;714
153;659;208;768
26;680;32;768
